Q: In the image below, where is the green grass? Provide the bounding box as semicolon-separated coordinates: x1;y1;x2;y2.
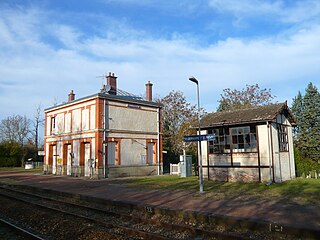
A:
113;175;320;205
1;168;318;206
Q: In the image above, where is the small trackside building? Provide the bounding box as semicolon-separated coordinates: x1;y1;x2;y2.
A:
198;102;297;183
44;72;162;178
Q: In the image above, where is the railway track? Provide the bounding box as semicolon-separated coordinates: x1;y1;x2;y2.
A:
0;218;45;240
0;185;249;239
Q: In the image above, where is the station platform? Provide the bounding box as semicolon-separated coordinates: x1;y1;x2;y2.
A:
0;171;319;238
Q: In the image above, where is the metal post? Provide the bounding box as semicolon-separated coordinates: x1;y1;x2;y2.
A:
189;76;204;193
103;99;106;178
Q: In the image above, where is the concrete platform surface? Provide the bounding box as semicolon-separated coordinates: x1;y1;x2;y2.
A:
0;172;319;237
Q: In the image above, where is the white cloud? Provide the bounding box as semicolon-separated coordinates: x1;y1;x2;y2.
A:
209;0;282;16
208;0;320;24
0;2;319;120
101;0;204;15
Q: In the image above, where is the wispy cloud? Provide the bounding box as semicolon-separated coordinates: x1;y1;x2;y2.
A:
209;0;282;16
0;1;319;119
101;0;206;16
208;0;320;24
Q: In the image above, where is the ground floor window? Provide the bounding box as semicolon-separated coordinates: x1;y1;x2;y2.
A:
231;126;257;152
208;125;257;154
208;128;230;154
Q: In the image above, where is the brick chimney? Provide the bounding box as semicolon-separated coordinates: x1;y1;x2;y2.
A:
146;81;153;101
106;72;117;95
68;90;75;102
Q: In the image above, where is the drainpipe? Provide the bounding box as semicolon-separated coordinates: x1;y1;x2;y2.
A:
266;121;273;186
103;99;106;178
157;108;160;175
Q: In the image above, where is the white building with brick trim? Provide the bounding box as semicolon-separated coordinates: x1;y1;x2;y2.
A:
44;72;162;178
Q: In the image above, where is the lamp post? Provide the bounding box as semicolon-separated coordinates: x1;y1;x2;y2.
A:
189;76;204;193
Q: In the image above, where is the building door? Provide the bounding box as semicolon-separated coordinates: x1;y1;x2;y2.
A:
147;143;155;165
48;145;53;173
84;143;91;177
67;145;72;175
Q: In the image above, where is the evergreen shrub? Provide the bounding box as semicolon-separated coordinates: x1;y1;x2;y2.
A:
295;147;320;176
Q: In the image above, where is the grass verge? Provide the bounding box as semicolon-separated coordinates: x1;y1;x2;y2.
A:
113;175;320;205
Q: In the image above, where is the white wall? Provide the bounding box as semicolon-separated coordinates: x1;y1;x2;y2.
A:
105;101;159;168
233;153;259;166
90;105;96;130
120;139;147;166
45;99;96;136
72;109;81;132
82;108;89;131
288;126;296;179
45;97;160;176
208;154;232;165
108;103;158;133
56;113;64;134
257;124;270;167
46;117;51;136
73;140;80;166
65;113;71;133
199;129;207;166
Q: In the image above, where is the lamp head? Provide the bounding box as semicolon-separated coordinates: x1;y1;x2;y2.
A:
189;76;198;84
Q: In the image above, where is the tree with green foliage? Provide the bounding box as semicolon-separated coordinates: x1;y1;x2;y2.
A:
292;83;320;162
0;141;20;167
0;140;38;167
291;91;303;136
157;90;206;171
294;146;320;176
159;90;198;158
217;84;275;111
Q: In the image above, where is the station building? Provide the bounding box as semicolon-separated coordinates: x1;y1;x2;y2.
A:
44;72;162;178
198;103;296;182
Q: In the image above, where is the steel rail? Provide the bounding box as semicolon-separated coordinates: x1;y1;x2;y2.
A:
0;218;45;240
0;185;248;240
0;189;168;240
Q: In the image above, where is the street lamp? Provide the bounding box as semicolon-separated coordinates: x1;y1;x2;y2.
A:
189;76;204;193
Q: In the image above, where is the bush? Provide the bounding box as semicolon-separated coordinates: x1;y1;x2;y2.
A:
0;141;21;167
0;141;38;167
295;146;320;176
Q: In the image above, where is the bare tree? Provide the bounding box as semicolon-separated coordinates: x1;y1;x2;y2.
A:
0;115;31;145
32;104;45;151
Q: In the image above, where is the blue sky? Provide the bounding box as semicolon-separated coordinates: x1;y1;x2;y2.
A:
1;0;320;123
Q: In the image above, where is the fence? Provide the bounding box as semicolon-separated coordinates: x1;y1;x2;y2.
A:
170;163;180;175
299;170;320;179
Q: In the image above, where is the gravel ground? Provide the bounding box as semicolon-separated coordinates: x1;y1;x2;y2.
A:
0;194;127;240
0;187;229;240
0;220;33;240
0;182;310;240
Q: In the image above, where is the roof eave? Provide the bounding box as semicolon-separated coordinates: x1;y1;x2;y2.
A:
97;93;163;107
45;93;162;113
199;119;273;129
